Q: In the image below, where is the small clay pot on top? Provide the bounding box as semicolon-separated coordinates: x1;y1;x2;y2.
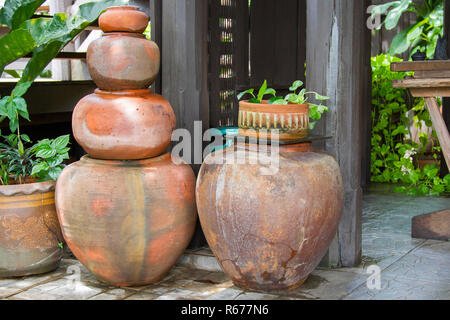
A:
87;6;159;91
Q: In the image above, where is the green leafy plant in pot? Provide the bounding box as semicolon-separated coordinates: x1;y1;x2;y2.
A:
237;80;329;142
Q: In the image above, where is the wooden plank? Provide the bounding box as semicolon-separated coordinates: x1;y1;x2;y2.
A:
161;0;209;249
250;0;276;87
392;78;450;88
391;60;450;72
361;0;372;187
424;98;450;170
296;0;307;84
149;0;162;94
24;52;86;60
442;0;450;178
250;0;304;88
414;70;450;78
412;210;450;241
0;81;96;115
234;0;249;87
306;0;363;267
161;0;209;155
410;87;450;97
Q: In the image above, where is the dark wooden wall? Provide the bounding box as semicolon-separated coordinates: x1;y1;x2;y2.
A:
208;0;307;128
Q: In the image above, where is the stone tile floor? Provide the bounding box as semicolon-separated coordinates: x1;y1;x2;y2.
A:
1;184;449;300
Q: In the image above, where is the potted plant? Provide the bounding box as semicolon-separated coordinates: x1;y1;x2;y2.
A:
0;126;70;277
237;80;329;142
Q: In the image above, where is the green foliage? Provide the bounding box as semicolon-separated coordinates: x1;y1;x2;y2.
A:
0;131;34;185
0;128;70;185
0;0;129;133
371;0;444;59
143;22;151;40
370;53;449;195
0;0;45;29
0;0;129;184
237;80;329;130
31;134;70;181
237;80;276;104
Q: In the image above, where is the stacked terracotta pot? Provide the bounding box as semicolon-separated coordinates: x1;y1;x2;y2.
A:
196;103;345;291
55;6;197;287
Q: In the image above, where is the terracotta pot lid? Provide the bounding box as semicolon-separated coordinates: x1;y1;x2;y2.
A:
99;5;149;34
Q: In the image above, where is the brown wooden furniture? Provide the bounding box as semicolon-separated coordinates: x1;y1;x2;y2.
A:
391;61;450;171
391;61;450;241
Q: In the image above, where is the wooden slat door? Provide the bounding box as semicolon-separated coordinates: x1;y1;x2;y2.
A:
208;0;307;128
249;0;306;91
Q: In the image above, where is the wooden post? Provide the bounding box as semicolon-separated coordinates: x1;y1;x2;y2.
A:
149;0;162;94
306;0;364;267
424;98;450;169
160;0;209;248
160;0;210;159
442;0;450;177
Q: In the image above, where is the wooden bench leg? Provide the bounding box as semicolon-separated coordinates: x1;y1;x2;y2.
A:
412;210;450;241
424;98;450;171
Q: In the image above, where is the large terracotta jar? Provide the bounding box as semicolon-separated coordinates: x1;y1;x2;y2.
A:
196;142;344;291
55;6;197;287
0;181;63;277
55;155;196;286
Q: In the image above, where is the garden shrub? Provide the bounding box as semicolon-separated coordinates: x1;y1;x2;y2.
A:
370;53;450;195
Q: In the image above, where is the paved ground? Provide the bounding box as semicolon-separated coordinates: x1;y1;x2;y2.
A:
1;184;449;300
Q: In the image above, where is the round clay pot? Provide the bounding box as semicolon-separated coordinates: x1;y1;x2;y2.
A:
55;154;197;287
72;89;176;160
238;100;309;142
0;181;63;277
87;32;160;91
99;6;149;33
196;142;344;291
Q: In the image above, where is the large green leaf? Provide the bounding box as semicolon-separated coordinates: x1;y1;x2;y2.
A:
0;0;129;78
77;0;129;21
0;0;45;29
389;27;411;55
3;0;129;98
14;41;65;97
0;29;36;67
371;1;400;20
384;0;413;30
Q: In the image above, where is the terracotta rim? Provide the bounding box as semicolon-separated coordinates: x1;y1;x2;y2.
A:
80;154;174;166
94;88;153;96
0;180;55;197
102;32;145;38
104;5;140;11
239;100;308;113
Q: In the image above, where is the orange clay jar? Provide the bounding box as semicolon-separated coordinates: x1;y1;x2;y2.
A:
196;142;344;291
56;155;196;286
55;6;197;287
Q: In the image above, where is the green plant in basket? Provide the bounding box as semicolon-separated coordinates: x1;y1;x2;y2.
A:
237;80;329;130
